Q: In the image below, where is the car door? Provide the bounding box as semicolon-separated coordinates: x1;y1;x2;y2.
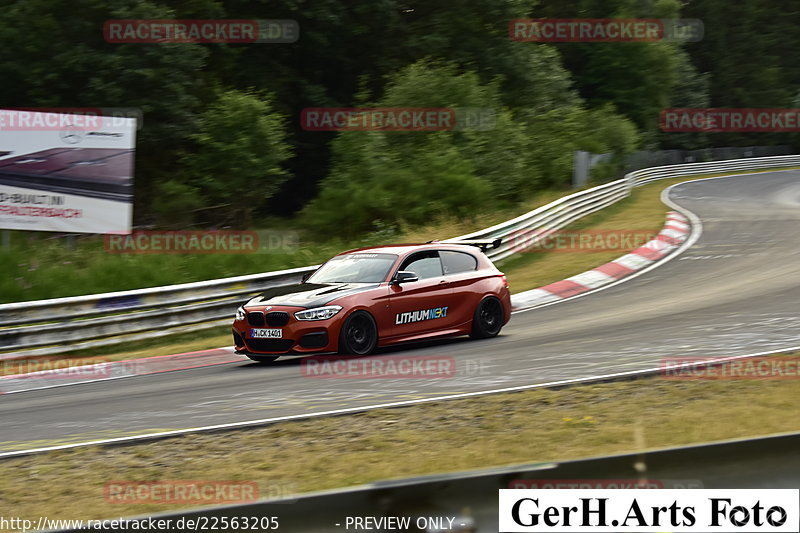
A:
389;251;458;337
439;249;485;326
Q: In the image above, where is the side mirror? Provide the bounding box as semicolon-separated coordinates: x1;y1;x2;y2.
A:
392;271;419;285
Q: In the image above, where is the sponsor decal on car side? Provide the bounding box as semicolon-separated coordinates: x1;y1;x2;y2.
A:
395;306;449;325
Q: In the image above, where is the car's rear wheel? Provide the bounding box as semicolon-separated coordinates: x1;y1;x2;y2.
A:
246;354;279;363
470;296;504;339
339;310;378;355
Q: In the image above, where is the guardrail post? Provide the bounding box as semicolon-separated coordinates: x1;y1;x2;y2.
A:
572;150;590;188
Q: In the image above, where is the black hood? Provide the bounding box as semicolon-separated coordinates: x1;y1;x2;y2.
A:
245;282;380;309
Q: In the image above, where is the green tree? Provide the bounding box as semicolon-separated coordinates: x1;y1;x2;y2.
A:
181;90;292;227
523;105;639;187
377;61;538;200
657;50;710;149
532;0;686;135
302;58;639;237
396;0;580;111
683;0;798;146
302;132;490;238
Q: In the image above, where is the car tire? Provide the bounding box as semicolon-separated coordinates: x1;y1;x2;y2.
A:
469;296;504;339
246;354;279;363
338;310;378;355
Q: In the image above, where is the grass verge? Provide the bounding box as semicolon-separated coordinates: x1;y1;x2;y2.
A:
1;353;799;521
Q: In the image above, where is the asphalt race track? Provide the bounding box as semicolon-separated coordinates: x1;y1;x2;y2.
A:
1;171;799;452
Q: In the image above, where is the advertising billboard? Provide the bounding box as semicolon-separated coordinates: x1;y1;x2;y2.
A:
0;109;136;234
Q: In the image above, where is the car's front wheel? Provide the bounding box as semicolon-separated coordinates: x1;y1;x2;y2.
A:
338;310;378;355
470;296;504;339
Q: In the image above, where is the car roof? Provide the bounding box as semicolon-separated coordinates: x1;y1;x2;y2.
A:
337;242;483;257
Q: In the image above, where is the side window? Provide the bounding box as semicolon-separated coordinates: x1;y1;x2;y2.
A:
441;250;478;274
400;251;443;280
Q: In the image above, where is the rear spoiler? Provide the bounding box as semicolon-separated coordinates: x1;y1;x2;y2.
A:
429;238;502;253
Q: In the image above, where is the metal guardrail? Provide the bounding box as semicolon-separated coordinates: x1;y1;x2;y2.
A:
0;265;321;358
46;431;800;532
3;154;800;358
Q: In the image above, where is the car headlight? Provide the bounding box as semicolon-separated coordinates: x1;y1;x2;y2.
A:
235;306;246;321
294;305;342;321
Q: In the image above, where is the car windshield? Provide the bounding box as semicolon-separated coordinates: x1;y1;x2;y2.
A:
306;253;398;284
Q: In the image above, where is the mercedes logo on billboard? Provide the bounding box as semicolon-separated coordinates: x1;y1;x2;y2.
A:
59;124;84;144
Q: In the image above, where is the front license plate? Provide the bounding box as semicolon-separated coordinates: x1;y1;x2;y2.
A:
250;328;282;339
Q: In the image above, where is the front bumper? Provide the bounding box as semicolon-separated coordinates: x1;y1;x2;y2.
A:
232;306;342;354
